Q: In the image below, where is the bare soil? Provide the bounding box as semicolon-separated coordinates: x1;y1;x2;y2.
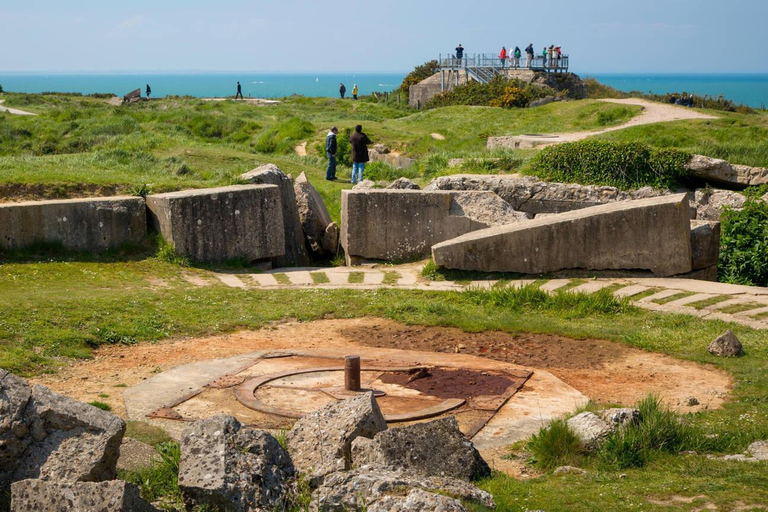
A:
32;318;732;418
379;368;517;400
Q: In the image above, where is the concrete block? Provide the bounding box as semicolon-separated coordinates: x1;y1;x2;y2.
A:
11;479;158;512
341;190;527;264
690;220;720;270
0;196;146;251
146;185;284;263
432;194;692;277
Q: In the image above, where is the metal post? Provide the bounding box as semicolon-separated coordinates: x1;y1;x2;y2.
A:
344;355;361;392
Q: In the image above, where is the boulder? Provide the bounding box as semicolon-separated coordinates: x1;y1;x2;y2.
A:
596;408;641;428
367;488;468;512
567;412;613;451
351;416;490;481
386;178;420;190
0;196;146;252
10;479;158;512
341;189;528;264
352;180;381;190
708;330;744;357
294;172;339;255
432;194;693;277
747;440;768;461
309;467;495;512
239;164;310;267
368;147;416;169
178;415;294;512
286;393;387;485
116;438;157;472
686;155;768;188
690;220;721;270
693;188;746;221
146;185;285;263
0;370;125;510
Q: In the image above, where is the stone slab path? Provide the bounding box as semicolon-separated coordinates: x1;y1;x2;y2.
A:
173;264;768;330
0;99;36;116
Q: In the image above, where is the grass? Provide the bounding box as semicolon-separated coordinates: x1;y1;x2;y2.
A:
126;421;174;447
310;272;330;284
347;271;365;284
555;278;587;293
687;295;731;310
272;273;292;285
120;442;184;508
627;288;663;301
88;400;112;411
651;291;696;305
718;302;767;315
382;271;401;285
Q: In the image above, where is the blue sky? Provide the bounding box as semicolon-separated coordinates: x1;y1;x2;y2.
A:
1;0;766;74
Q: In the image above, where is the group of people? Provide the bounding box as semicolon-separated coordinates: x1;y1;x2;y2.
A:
454;43;564;69
324;125;371;184
339;83;359;100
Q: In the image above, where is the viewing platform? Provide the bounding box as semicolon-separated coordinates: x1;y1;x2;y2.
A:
438;52;570;89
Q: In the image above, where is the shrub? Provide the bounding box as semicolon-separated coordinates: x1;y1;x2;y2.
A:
718;197;768;286
527;419;585;470
528;140;691;189
400;60;440;95
428;76;550;109
0;84;4;93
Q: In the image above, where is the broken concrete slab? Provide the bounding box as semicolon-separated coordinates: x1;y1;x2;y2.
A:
294;172;338;255
686;154;768;189
240;163;310;267
432;193;692;277
693;188;746;221
146;185;284;263
341;189;528;264
11;479;158;512
690;220;720;270
0;196;146;252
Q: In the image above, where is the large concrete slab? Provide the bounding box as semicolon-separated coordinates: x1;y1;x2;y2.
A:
341;189;527;264
146;185;284;263
0;196;146;251
432;194;692;277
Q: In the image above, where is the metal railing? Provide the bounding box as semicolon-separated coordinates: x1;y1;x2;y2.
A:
439;52;569;82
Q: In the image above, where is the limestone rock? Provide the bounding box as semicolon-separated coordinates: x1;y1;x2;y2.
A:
10;479;158;512
596;408;641;428
0;370;125;510
368;147;415;169
309;467;495;512
708;330;744;357
116;438;157;472
352;180;379;190
567;412;613;451
178;415;294;512
747;440;768;460
693;188;746;221
690;220;721;270
239;163;310;267
386;177;420;190
351;416;490;481
294;172;338;256
286;393;387;485
367;488;468;512
686;155;768;188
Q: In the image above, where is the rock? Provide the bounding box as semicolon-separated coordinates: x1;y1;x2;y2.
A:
567;412;613;451
596;408;640;428
294;172;338;255
367;488;468;512
553;466;587;476
351;416;490;481
11;479;158;511
116;438;157;472
432;194;693;277
146;185;285;263
286;393;387;485
747;440;768;460
239;163;310;267
690;220;721;270
386;178;420;190
309;467;495;512
529;95;556;108
0;196;146;252
708;330;744;357
178;415;294;512
373;144;390;154
368;147;416;169
686;154;768;188
352;179;379;190
0;370;125;510
693;188;746;221
341;189;528;264
685;397;700;407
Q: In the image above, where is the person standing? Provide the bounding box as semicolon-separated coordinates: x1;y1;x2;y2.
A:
349;124;371;185
513;46;521;68
499;46;507;68
235;81;243;100
352;84;358;100
325;126;338;181
525;43;534;68
145;84;151;98
542;47;548;68
455;44;464;66
339;83;347;99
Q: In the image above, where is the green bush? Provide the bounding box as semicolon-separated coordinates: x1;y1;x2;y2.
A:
528;140;691;189
428;76;549;109
400;60;440;95
718;197;768;286
527;419;585;470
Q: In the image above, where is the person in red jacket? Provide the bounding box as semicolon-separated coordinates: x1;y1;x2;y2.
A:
499;46;507;69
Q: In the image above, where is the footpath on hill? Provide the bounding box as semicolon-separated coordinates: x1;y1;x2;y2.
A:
0;99;36;116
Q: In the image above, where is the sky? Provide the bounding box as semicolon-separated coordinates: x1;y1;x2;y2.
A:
1;0;766;74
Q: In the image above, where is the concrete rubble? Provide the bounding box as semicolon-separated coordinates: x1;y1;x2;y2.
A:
294;172;339;256
567;408;640;452
10;479;158;512
685;154;768;189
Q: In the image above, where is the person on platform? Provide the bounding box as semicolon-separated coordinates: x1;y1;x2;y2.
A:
145;84;151;98
542;47;548;68
339;83;346;99
349;124;372;185
325;126;338;181
235;81;243;100
455;44;464;65
525;43;534;68
352;84;358;100
499;46;507;68
513;46;521;68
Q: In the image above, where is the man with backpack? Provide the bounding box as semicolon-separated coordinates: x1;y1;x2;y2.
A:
525;44;534;68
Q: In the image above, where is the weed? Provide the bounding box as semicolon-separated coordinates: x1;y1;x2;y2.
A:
126;421;173;447
156;239;190;267
88;401;112;411
120;442;183;506
527;419;586;470
421;260;444;281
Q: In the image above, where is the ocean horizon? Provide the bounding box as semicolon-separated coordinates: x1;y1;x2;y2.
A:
1;72;766;108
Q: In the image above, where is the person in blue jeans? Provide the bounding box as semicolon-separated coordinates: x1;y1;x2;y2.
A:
349;124;372;184
325;126;338;180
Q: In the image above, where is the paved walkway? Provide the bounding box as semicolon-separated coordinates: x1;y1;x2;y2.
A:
173;265;768;330
0;99;36;116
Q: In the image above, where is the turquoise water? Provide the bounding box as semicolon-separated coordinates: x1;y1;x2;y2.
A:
1;72;766;108
590;74;768;108
0;73;405;100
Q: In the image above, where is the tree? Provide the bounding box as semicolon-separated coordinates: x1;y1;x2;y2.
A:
400;60;440;95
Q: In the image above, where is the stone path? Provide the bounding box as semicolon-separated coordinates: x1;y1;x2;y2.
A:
0;99;36;116
171;265;768;330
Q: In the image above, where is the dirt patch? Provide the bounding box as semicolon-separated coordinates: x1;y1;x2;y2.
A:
379;368;515;400
31;318;732;418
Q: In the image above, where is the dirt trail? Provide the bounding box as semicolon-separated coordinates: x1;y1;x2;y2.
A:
32;318;731;419
0;99;36;116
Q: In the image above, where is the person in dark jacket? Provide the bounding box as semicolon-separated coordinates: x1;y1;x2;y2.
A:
525;44;534;68
145;84;151;98
455;44;464;65
235;81;243;100
339;83;346;99
349;125;372;184
325;126;338;180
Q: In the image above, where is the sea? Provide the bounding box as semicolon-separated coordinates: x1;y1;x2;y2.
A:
0;72;766;108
